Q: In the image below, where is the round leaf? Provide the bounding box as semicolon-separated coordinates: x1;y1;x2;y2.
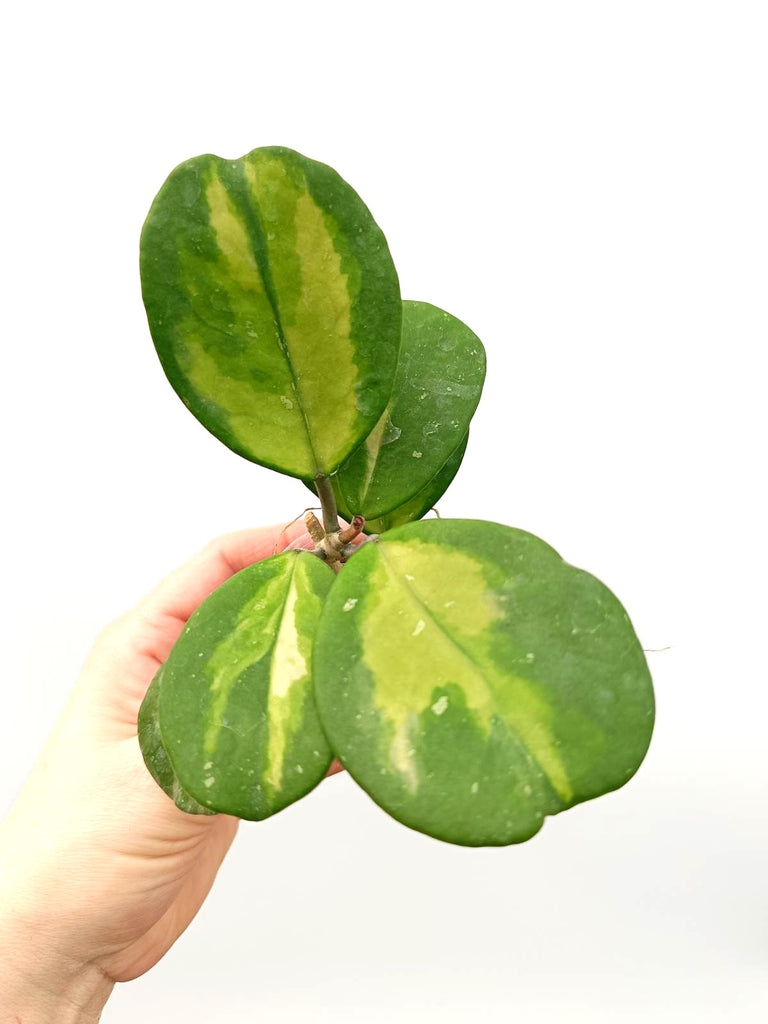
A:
314;520;654;846
333;300;485;518
141;146;402;478
157;550;335;819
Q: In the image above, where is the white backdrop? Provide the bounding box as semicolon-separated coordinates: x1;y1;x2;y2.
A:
2;2;766;1020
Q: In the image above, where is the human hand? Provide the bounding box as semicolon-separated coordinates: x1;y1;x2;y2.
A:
0;521;337;1022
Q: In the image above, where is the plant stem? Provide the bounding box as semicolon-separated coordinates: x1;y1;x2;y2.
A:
314;473;340;536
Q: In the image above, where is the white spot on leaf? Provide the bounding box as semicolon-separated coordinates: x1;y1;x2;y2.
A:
431;695;449;715
343;598;358;612
412;620;425;637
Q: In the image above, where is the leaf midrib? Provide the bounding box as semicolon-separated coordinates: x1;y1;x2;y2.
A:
162;557;300;810
231;164;322;475
375;544;568;803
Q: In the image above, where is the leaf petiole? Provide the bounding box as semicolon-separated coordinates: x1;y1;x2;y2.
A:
314;473;340;536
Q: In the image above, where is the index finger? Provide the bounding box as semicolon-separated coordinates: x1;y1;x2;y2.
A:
139;519;313;627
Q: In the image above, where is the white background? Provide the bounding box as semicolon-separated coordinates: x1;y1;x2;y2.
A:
2;1;767;1020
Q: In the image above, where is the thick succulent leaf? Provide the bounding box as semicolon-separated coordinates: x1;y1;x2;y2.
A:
332;301;485;519
349;433;468;534
141;146;402;478
138;671;214;815
301;433;468;534
138;668;213;815
155;551;335;819
314;519;654;846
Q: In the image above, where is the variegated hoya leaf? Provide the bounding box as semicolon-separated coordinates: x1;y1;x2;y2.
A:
141;147;402;479
151;550;335;819
138;668;213;815
343;433;469;535
313;520;655;846
331;301;485;519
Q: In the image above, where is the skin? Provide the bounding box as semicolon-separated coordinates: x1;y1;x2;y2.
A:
0;522;340;1023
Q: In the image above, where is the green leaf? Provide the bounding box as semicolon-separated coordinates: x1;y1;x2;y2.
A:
313;520;655;846
140;146;402;478
138;668;214;815
154;550;335;819
331;300;485;519
351;433;468;534
302;433;469;535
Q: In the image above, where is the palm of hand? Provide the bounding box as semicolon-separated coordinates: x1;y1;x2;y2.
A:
5;524;313;983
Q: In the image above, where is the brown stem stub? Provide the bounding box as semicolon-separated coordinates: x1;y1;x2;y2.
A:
339;515;365;544
302;510;326;544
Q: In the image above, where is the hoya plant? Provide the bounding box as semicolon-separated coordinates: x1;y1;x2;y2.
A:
138;146;654;846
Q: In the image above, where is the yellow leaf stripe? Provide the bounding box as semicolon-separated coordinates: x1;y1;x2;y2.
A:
360;539;573;802
141;147;400;479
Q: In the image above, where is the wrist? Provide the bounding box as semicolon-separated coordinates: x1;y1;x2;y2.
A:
0;916;113;1024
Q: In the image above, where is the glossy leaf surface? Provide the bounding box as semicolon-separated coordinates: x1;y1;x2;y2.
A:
156;551;335;819
332;301;485;518
141;146;402;478
138;669;213;815
347;433;468;534
314;519;654;846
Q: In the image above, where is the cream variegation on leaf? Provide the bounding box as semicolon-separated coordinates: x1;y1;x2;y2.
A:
313;520;654;846
140;146;401;478
139;552;334;819
137;147;654;844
